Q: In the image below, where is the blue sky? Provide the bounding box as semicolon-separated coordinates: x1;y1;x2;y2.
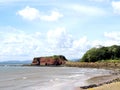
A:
0;0;120;61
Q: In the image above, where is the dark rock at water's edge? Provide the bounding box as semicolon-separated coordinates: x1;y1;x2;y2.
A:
31;55;68;66
80;77;120;89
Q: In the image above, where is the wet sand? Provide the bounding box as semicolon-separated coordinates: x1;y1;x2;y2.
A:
76;74;120;90
73;68;120;90
87;74;120;85
65;62;120;90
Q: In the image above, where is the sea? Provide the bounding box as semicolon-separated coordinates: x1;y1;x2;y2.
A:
0;64;112;90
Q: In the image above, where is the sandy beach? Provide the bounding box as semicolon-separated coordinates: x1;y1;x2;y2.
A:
74;83;120;90
65;62;120;90
75;74;120;90
89;82;120;90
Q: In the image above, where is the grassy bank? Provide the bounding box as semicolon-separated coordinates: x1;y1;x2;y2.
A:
65;61;120;69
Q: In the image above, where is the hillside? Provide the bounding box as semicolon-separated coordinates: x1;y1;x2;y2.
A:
81;45;120;62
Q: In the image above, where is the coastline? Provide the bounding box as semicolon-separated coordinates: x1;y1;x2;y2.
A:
1;62;120;90
65;61;120;69
65;61;120;90
79;74;120;90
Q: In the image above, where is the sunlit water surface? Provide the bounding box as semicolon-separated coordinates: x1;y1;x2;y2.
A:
0;65;111;90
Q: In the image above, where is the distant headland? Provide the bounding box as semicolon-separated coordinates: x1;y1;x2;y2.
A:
31;55;68;66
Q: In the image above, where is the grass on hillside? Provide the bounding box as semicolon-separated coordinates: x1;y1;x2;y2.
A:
98;60;120;63
65;60;120;68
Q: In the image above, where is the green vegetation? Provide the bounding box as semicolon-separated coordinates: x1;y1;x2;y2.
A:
81;45;120;62
65;61;120;68
98;60;120;63
44;55;67;61
51;55;59;59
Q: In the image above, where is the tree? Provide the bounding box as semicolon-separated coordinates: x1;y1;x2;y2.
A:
81;45;120;62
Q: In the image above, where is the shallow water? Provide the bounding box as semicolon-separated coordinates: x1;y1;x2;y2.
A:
0;65;111;90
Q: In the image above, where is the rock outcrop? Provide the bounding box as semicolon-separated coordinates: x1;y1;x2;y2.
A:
32;55;67;66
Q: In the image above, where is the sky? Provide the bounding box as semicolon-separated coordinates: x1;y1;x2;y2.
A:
0;0;120;61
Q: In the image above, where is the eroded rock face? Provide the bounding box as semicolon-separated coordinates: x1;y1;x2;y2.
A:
32;55;67;66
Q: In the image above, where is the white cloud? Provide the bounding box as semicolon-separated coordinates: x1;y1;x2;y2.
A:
0;0;27;5
88;32;120;47
103;40;119;46
17;6;40;21
0;27;90;60
89;0;109;2
0;0;14;3
0;27;44;61
1;27;120;61
0;0;43;4
91;40;103;47
104;31;120;41
112;1;120;15
17;6;63;21
46;28;90;59
72;36;88;49
67;4;106;16
47;27;73;48
40;11;63;22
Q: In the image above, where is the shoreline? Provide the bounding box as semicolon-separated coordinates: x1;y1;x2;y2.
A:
65;61;120;69
25;61;120;90
65;62;120;90
80;74;120;89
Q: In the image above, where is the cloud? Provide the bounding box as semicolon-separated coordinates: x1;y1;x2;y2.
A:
87;32;120;47
72;36;89;49
0;0;25;4
104;31;120;41
0;27;44;61
112;1;120;15
40;11;63;22
89;0;109;3
46;28;90;59
47;27;73;48
0;0;14;3
91;40;103;47
0;27;90;60
17;6;63;21
1;27;120;61
0;0;42;4
67;4;106;16
17;6;40;21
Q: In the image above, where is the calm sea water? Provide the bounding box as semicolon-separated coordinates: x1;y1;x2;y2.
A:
0;65;111;90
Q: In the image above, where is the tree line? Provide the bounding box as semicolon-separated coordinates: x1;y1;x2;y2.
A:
81;45;120;62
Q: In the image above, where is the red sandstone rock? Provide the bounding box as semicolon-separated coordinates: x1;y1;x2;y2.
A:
32;55;67;66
